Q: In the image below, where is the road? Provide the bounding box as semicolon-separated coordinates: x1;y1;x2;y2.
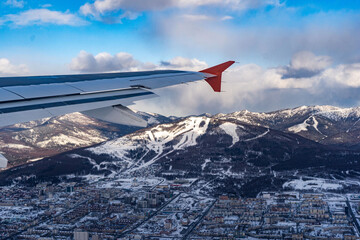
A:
117;192;181;238
346;198;360;235
181;199;217;240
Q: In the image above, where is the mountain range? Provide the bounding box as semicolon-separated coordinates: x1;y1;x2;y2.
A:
0;111;175;167
2;105;360;197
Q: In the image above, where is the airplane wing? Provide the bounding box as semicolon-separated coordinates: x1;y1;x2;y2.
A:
0;61;235;128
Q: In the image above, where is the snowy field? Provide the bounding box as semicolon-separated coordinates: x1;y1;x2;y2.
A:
283;178;343;191
96;177;163;190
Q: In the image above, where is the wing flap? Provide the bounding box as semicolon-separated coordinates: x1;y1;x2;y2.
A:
82;105;148;127
0;88;156;127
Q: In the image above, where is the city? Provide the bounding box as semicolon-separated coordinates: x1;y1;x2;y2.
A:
1;173;360;240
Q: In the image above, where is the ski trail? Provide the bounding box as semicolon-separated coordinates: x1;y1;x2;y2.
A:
220;122;240;147
311;116;327;137
244;128;270;142
129;117;210;172
346;118;360;133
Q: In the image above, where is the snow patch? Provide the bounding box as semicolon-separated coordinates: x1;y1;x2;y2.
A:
2;143;32;150
36;133;105;148
69;154;101;171
283;178;343;190
288;116;325;136
201;158;211;171
220;122;239;147
288;119;310;133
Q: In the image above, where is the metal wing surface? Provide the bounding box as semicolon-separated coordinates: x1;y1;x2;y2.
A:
0;61;234;127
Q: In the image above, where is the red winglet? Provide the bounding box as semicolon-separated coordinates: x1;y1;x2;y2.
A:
200;61;235;92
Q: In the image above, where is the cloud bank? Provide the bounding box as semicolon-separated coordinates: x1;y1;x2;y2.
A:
150;10;360;66
280;51;333;79
0;58;28;76
79;0;278;22
70;51;143;72
80;0;277;16
70;51;208;72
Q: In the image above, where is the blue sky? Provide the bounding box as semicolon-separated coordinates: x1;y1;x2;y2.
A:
1;0;360;115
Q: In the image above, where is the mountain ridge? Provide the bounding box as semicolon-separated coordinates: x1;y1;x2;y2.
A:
3;105;360;197
2;105;360;197
215;105;360;147
0;111;176;168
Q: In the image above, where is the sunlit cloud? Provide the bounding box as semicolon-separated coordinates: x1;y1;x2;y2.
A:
70;51;207;73
280;51;333;79
0;58;29;76
79;0;278;22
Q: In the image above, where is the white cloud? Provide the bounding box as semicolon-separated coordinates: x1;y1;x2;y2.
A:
154;13;237;55
80;0;276;18
70;51;141;72
80;0;170;17
4;0;25;8
290;51;332;72
0;58;29;76
151;10;360;66
179;14;235;22
280;51;333;79
41;4;52;8
160;56;208;71
322;63;360;88
221;15;234;21
1;9;87;26
182;14;212;21
70;51;207;73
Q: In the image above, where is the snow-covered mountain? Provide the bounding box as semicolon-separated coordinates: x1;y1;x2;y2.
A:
215;105;360;147
0;111;176;167
3;105;360;197
134;111;178;125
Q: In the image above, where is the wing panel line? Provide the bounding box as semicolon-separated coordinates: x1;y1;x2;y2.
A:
1;87;26;99
0;87;140;105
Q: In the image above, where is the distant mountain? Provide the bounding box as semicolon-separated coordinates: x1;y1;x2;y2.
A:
134;111;178;125
216;106;360;148
0;111;176;167
83;114;360;196
3;106;360;197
